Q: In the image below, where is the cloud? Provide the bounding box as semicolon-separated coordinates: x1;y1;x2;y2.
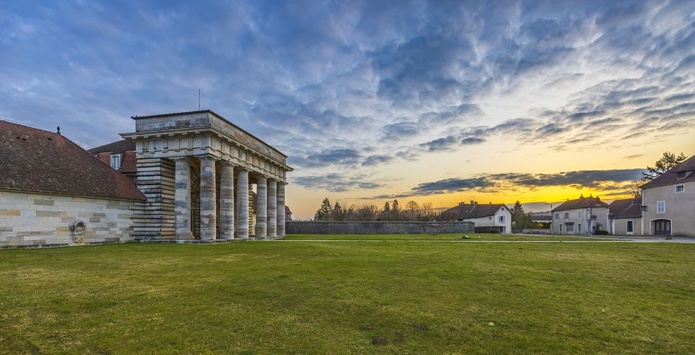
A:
293;173;386;192
460;137;485;145
381;168;646;198
362;155;393;166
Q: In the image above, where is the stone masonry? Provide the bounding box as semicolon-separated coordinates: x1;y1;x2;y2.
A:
0;191;137;247
121;110;292;242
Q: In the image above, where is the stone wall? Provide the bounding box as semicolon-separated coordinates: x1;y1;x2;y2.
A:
286;221;474;235
0;191;138;247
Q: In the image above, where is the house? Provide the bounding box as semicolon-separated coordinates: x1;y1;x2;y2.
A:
641;155;695;236
608;197;643;235
551;195;609;235
440;202;512;233
88;139;137;181
0;120;146;247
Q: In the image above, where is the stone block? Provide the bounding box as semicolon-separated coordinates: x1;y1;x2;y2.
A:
2;209;21;217
33;199;55;206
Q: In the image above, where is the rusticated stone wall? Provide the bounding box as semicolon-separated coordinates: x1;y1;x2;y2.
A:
286;221;474;235
0;191;138;247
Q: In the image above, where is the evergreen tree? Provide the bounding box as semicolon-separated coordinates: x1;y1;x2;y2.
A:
314;198;332;221
511;201;526;229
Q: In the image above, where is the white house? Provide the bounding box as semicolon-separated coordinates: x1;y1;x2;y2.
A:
441;202;512;233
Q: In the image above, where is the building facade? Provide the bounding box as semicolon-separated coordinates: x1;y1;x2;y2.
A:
641;155;695;237
0;120;146;247
440;202;512;233
120;110;292;241
608;197;643;235
552;196;609;235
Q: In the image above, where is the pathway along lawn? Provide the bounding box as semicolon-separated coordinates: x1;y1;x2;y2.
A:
0;240;693;353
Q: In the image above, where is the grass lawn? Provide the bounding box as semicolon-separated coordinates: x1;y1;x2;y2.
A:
1;234;694;353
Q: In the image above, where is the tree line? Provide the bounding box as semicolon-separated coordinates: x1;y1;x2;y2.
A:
313;198;438;221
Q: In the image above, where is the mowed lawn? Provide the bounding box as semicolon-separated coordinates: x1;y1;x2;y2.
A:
1;235;694;354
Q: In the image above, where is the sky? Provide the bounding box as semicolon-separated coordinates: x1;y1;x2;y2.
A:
2;0;694;220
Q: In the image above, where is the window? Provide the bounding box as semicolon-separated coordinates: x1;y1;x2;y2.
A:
578;223;582;233
675;185;684;193
110;154;121;170
627;220;633;233
564;212;569;219
554;213;559;220
499;216;505;223
567;224;574;232
577;211;582;219
656;200;666;214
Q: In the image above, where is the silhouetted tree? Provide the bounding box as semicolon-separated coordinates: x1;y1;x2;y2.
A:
643;151;687;180
314;198;332;221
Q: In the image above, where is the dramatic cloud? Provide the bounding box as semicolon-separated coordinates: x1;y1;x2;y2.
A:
293;173;386;193
390;169;646;198
1;1;692;217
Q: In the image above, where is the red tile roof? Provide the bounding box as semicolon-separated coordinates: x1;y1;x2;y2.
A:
552;196;608;212
89;139;137;174
0;120;145;201
87;139;136;155
608;197;642;219
641;155;695;189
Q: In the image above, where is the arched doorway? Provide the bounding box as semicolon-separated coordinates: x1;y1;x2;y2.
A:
653;219;671;235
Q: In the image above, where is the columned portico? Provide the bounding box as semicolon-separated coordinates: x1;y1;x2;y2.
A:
219;162;235;240
236;169;250;239
267;180;277;238
174;158;194;241
277;183;286;237
255;177;267;239
122;110;292;242
199;157;217;241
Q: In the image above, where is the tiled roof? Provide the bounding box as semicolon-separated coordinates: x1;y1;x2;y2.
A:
608;198;642;219
87;139;135;155
641;155;695;189
89;139;137;174
441;203;507;220
552;196;608;212
0;120;146;201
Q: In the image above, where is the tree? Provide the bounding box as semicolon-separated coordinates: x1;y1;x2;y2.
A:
405;201;420;221
643;151;687;181
419;202;435;221
314;198;332;221
391;199;399;217
511;201;526;230
331;201;345;221
628;179;643;198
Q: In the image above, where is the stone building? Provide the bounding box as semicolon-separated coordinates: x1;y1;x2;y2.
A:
440;202;512;233
552;195;609;235
0;120;146;247
641;154;695;236
119;110;292;241
88;139;137;181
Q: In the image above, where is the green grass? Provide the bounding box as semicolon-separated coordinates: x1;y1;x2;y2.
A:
284;233;606;241
1;235;694;353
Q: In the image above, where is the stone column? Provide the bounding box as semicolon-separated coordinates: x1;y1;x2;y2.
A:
255;177;267;239
219;162;235;240
277;183;286;237
199;157;217;241
235;169;249;239
267;179;277;238
174;158;193;241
